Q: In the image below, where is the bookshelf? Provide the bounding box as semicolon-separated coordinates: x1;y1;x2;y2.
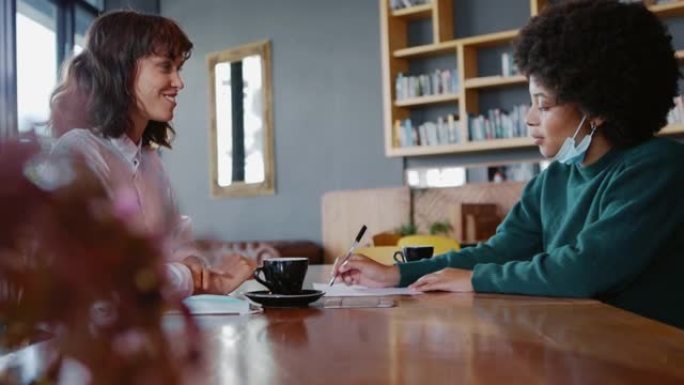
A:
661;123;684;135
395;93;459;107
380;0;684;158
463;75;527;90
393;41;459;58
387;137;534;157
392;3;433;19
649;1;684;17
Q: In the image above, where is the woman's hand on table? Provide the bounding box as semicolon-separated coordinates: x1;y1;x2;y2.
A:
183;254;256;295
333;254;400;288
408;268;474;292
206;255;256;294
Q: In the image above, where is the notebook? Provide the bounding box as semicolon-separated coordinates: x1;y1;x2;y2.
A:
314;296;396;309
313;283;420;297
180;294;251;315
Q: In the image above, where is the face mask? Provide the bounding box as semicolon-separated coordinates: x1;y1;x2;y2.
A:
554;115;596;165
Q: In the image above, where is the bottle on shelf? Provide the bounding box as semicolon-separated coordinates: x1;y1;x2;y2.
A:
501;52;519;77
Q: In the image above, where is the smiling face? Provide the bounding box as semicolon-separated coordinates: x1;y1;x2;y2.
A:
526;76;589;158
131;54;185;127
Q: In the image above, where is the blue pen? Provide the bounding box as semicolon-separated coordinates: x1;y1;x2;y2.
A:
329;225;367;286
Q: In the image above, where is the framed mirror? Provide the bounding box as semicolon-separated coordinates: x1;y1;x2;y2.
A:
208;40;274;197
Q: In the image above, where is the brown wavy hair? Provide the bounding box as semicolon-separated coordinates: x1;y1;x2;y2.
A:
49;11;193;148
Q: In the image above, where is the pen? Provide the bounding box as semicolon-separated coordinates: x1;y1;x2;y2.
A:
328;225;367;286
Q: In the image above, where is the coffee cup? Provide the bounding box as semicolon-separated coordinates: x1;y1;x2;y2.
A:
253;257;309;295
393;246;434;263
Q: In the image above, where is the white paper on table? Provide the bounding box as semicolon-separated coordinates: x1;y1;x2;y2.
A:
171;294;253;315
313;283;420;297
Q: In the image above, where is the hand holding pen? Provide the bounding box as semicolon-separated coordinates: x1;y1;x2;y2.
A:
328;225;367;286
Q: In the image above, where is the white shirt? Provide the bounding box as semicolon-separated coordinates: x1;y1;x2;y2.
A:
52;129;194;298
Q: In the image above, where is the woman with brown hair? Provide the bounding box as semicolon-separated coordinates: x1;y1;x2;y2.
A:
50;10;255;298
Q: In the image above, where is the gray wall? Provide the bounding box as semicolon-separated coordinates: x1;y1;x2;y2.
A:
106;0;158;13
158;0;683;244
160;0;403;242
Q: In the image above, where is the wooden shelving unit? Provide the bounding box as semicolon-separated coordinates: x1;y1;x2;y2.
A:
660;123;684;135
381;0;542;157
458;29;519;48
392;3;433;20
464;75;527;90
380;0;684;158
531;0;547;16
389;123;684;158
395;93;459;107
393;41;459;58
387;137;534;157
457;27;528;152
388;123;684;158
648;1;684;18
393;29;518;58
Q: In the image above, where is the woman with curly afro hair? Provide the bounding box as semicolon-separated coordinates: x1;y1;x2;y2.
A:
333;0;684;328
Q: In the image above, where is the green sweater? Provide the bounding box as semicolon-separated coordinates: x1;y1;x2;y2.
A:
399;138;684;328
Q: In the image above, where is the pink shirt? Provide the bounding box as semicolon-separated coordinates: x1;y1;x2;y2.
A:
52;129;194;298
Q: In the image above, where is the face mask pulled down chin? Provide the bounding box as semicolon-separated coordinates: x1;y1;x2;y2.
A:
554;115;595;165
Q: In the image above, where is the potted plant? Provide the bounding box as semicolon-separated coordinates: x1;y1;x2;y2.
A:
429;221;453;236
395;222;418;237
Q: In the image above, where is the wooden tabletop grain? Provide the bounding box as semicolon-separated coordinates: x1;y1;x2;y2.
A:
193;265;684;385
2;265;682;385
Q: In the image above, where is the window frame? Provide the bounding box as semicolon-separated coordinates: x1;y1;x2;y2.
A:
1;0;18;139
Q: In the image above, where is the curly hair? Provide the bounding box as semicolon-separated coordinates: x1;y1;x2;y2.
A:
514;0;680;147
50;11;193;148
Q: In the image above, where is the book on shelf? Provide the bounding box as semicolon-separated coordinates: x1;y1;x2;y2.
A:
395;69;459;101
468;105;529;141
395;114;460;147
391;0;432;11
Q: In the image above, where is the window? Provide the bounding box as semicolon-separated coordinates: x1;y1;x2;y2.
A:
406;160;550;188
74;4;95;54
16;0;57;133
82;0;102;9
1;0;102;138
406;167;467;188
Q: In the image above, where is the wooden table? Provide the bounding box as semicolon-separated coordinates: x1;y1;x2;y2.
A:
195;265;684;385
2;265;683;385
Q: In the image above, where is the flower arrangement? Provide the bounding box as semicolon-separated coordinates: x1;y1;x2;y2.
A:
0;137;200;385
